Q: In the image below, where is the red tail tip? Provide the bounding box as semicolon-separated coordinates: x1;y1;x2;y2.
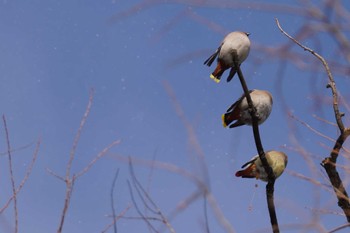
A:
235;171;242;177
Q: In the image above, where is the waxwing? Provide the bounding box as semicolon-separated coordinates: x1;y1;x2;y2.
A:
235;150;288;182
204;31;250;83
222;90;273;128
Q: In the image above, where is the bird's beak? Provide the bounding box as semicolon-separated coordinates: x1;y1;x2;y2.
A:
246;32;250;36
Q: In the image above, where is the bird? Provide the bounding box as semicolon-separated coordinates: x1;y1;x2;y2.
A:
204;31;251;83
222;89;273;128
235;150;288;182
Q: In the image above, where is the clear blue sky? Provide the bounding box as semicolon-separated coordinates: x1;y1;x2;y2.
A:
0;1;350;232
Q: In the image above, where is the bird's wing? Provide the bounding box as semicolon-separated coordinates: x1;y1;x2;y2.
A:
226;66;239;82
204;44;222;67
226;90;253;112
241;155;259;168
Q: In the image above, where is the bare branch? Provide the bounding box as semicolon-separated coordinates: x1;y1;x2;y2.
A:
276;17;350;223
75;139;121;179
66;88;94;179
101;205;132;233
328;223;350;233
128;159;176;233
127;180;159;233
46;168;65;182
56;89;120;233
276;18;344;132
0;141;36;156
289;113;335;142
234;55;279;233
3;115;18;233
56;89;95;233
0;138;41;214
110;169;120;233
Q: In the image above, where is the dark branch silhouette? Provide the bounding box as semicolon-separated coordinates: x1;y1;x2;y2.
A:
233;54;279;233
127;158;176;233
111;169;120;233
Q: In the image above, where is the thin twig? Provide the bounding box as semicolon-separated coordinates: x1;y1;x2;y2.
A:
56;89;120;232
305;206;344;217
66;88;94;179
0;142;36;156
112;155;233;232
276;18;344;132
75;139;121;179
129;160;159;215
46;168;65;182
289;113;335;142
101;205;132;233
0;138;41;214
312;114;337;127
203;194;210;233
129;159;176;233
127;180;159;233
57;89;95;233
110;169;120;233
3;115;18;233
328;223;350;233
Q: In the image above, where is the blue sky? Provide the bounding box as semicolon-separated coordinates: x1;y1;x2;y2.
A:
0;1;350;232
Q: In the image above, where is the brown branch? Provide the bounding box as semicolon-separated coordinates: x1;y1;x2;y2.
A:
56;89;94;233
0;138;41;214
305;206;344;217
234;57;279;232
55;89;121;233
66;88;94;179
276;18;344;132
0;141;36;156
3;115;18;233
289;113;335;142
74;139;121;179
328;223;350;233
46;168;65;182
322;132;350;221
276;17;350;222
312;114;337;127
101;205;132;233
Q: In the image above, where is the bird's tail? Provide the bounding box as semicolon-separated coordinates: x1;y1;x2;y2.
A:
235;165;256;178
210;63;225;83
221;111;240;128
221;114;229;127
210;73;221;83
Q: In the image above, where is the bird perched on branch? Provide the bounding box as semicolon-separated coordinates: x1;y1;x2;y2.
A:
222;89;273;128
204;31;250;83
235;150;288;182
